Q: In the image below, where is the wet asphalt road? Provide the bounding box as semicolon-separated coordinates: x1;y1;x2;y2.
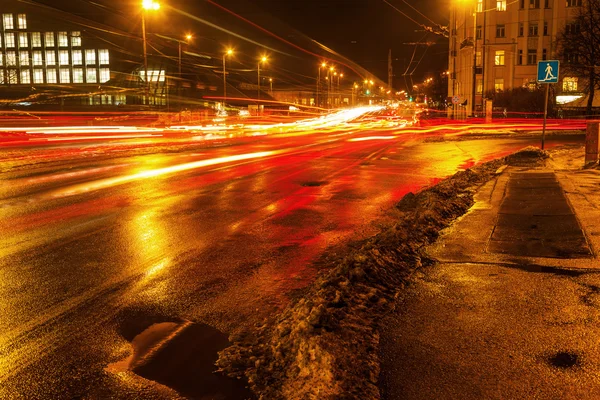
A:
0;128;583;398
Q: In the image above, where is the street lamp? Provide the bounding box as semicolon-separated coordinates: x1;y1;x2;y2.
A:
142;0;160;103
338;73;343;106
178;33;192;109
328;66;335;108
258;55;268;100
317;62;326;109
223;48;233;110
269;78;273;96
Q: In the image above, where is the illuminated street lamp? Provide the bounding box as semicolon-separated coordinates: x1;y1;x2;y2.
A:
142;0;160;102
222;48;233;109
269;78;273;96
317;62;327;108
179;34;192;80
328;66;335;108
257;55;268;100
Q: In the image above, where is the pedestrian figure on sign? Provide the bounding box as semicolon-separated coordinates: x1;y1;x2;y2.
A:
544;63;556;81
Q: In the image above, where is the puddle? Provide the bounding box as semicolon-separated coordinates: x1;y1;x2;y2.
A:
108;320;254;399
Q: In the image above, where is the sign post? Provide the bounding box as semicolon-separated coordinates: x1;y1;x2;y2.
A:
537;60;559;150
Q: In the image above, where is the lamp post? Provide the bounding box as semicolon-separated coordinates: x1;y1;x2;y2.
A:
178;33;192;109
328;66;335;108
338;73;343;106
258;56;268;100
142;0;160;104
317;62;326;109
269;78;273;96
222;48;233;110
352;83;358;106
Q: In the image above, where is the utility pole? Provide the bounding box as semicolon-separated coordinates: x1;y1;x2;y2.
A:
388;49;393;99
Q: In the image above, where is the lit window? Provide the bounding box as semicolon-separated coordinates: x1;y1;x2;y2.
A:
33;68;44;84
86;67;97;83
59;50;69;65
497;0;506;11
58;32;68;47
31;32;41;47
3;14;14;30
477;0;483;12
98;49;109;65
32;51;43;66
20;69;30;84
71;32;81;47
17;14;27;29
476;78;483;94
0;34;3;48
46;68;57;83
529;0;540;8
495;78;504;92
72;50;82;65
46;51;56;66
0;70;4;84
8;69;18;84
527;49;537;64
85;49;96;64
0;54;2;66
563;77;578;92
59;68;70;83
73;68;83;83
18;33;28;48
45;32;55;47
5;33;15;48
495;50;505;66
19;51;29;66
476;51;482;66
6;51;16;66
99;67;110;83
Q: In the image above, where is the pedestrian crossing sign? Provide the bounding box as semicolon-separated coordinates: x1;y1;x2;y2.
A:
537;60;559;83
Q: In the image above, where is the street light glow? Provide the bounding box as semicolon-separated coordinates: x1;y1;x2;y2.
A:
142;0;160;10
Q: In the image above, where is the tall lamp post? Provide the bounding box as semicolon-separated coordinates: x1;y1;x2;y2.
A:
328;66;335;108
257;56;268;100
142;0;160;103
269;78;273;96
222;48;233;110
178;33;192;109
338;73;344;106
317;62;326;109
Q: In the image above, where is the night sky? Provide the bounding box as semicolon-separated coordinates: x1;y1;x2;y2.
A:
26;0;449;90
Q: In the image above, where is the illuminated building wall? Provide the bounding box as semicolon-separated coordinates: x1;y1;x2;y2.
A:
449;0;584;114
0;13;110;87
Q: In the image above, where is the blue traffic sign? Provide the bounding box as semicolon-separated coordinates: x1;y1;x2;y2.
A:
537;60;559;83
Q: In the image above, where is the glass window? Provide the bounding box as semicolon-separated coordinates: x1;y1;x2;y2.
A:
476;51;482;66
45;32;55;47
85;49;96;64
46;68;57;83
563;77;578;91
566;23;581;35
476;78;483;94
20;69;30;84
567;0;582;6
32;51;43;66
3;14;14;30
496;25;506;38
529;23;538;36
6;51;16;66
5;33;15;48
59;68;70;83
46;51;56;66
8;69;18;84
18;33;28;48
59;50;69;66
33;68;44;84
495;78;504;92
72;50;82;65
497;0;506;11
542;48;547;61
86;67;97;83
0;54;2;66
476;26;482;39
17;14;27;29
99;67;110;83
98;49;109;64
58;32;68;47
495;50;505;66
0;70;4;84
31;32;41;47
0;34;3;48
517;49;523;65
73;67;83;83
527;49;537;64
19;51;29;66
529;0;540;8
71;32;81;47
544;22;548;36
477;0;483;12
519;23;524;36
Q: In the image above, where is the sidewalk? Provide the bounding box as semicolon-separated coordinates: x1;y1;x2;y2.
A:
379;147;600;399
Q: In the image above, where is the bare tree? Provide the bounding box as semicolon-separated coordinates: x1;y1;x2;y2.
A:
557;0;600;117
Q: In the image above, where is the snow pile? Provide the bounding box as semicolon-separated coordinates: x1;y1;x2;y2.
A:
505;146;549;166
217;158;507;399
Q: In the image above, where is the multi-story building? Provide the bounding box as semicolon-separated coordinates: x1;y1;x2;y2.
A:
449;0;585;116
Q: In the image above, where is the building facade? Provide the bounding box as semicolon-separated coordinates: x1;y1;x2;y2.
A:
449;0;585;115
